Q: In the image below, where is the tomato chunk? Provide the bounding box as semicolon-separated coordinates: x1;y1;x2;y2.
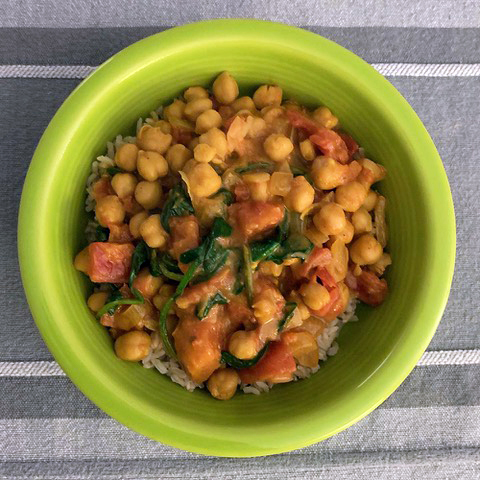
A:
88;242;134;283
338;132;359;160
309;131;349;164
92;176;114;201
356;270;388;306
296;247;332;278
239;341;296;385
228;201;284;240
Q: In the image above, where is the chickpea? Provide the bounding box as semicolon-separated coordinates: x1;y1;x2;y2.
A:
74;246;90;274
153;119;172;134
166;144;192;172
114;143;138;171
352;207;373;235
137;150;169;181
248;117;267;137
207;368;239;400
129;211;149;239
232;96;256;113
153;284;176;311
184;85;209;102
289;292;310;321
95;195;125;226
184;98;213;122
243;172;270;202
300;139;316;161
253;84;283;109
285;176;314;213
228;330;260;360
114;331;151;362
261;106;285;123
313;203;346;236
163;99;185;120
331;220;355;244
253;297;277;324
268;171;293;197
300;282;330;311
350;234;383;265
187;162;222;197
358;158;387;182
87;292;109;313
212;71;239;105
312;106;338;129
363;189;378;211
263;133;294;162
258;260;283;277
311;156;345;190
305;227;329;247
194;143;216;163
195;109;222;134
369;252;392;276
134;181;162;210
111;173;138;198
199;128;228;159
139;214;168;248
136;125;172;154
335;181;368;212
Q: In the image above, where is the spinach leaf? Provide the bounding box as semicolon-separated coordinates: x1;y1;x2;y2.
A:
243;245;254;306
277;302;297;332
107;166;123;176
235;162;274;174
290;166;314;185
221;342;270;369
268;234;313;265
158;259;201;359
95;225;109;242
213;188;234;206
160;183;194;233
277;209;290;243
96;287;144;319
196;292;229;320
180;217;232;284
129;241;149;287
149;250;183;281
250;238;281;263
231;248;245;295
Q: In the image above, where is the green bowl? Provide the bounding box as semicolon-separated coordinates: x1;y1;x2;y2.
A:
18;19;455;457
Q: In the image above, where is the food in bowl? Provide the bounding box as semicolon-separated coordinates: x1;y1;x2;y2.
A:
74;71;391;400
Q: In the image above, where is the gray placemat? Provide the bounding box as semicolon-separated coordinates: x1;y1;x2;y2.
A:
1;1;479;478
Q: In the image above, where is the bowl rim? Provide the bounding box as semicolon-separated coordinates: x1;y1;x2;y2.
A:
18;18;456;457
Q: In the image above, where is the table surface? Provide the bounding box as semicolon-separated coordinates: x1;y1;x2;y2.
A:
1;1;479;478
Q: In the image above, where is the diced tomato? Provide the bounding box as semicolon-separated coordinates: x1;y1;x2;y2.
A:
88;242;134;283
169;215;200;260
338;132;359;160
296;247;332;278
316;267;337;290
238;341;296;385
286;109;319;136
286;109;349;164
234;182;250;202
108;224;134;243
357;167;376;188
228;201;284;240
92;176;114;201
309;285;341;318
356;270;388;306
309;131;349;164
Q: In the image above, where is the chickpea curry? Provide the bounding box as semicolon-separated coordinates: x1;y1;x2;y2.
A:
75;72;391;400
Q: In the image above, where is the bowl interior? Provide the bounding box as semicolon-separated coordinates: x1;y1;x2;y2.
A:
18;20;455;456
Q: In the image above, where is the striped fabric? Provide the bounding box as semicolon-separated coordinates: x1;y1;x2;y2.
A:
1;1;479;478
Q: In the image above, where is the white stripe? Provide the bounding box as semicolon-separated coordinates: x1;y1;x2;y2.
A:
1;350;479;377
1;63;480;80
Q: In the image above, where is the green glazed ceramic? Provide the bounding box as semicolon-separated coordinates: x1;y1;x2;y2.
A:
18;19;455;457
